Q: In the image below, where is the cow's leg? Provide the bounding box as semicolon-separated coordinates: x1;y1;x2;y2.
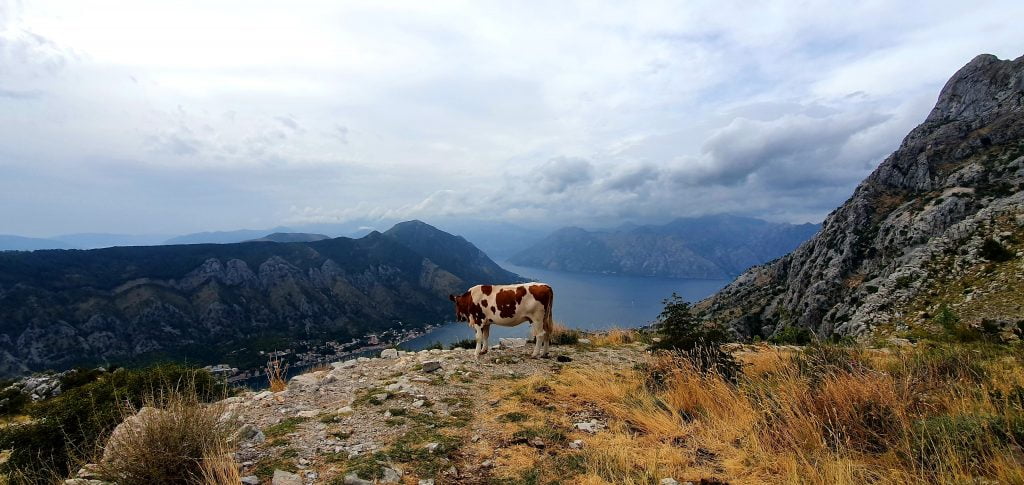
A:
543;329;551;357
474;324;485;358
481;325;491;354
532;321;545;358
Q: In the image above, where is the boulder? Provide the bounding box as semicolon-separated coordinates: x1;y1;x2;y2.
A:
380;348;399;359
499;338;527;348
421;361;442;373
272;470;302;485
343;473;373;485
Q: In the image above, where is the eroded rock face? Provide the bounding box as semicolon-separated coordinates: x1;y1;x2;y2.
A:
700;53;1024;338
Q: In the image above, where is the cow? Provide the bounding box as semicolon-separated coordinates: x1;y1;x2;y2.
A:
448;282;554;358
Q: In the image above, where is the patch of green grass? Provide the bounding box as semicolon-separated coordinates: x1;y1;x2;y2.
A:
280;448;299;458
320;412;343;423
343;452;387;480
263;416;309;438
499;411;529;423
386;424;464;476
510;425;568;446
253;456;298;479
352;387;387;407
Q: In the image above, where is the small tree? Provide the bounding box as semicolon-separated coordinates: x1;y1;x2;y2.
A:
651;293;740;381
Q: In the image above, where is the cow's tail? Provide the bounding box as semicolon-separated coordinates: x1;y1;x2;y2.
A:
543;289;554;338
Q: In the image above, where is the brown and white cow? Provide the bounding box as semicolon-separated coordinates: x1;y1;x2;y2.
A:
448;282;554;358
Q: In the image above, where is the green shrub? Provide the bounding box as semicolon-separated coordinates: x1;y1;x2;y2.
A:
650;293;739;381
424;341;444;351
0;386;28;417
448;338;476;350
793;343;871;382
980;238;1014;262
768;326;813;345
0;364;226;484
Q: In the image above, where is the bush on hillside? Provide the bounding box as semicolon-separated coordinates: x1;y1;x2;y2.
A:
449;339;476;350
768;325;814;345
0;364;227;484
650;293;739;381
96;387;237;485
980;238;1014;262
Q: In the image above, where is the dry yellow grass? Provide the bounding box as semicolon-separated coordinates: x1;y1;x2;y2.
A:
590;328;636;346
265;355;289;392
484;342;1024;484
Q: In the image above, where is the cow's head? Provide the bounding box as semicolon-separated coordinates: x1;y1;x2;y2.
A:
449;291;484;326
449;292;468;322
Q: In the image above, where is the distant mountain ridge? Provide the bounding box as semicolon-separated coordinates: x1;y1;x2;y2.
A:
509;215;819;279
0;221;518;377
246;232;330;243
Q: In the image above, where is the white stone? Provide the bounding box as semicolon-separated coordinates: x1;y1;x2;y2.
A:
569;439;584;449
412;399;425;408
296;410;318;419
425;442;440;453
659;479;680;485
577;338;592;344
240;477;259;485
253;390;273;401
271;470;302;485
499;338;527;348
338;406;354;414
380;348;399;359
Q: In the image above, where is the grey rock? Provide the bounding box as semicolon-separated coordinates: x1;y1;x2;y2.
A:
574;420;603;433
702;54;1024;339
380;348;399;359
241;476;260;485
425;442;440;453
382;466;402;483
419;480;436;485
271;469;302;485
569;439;584;449
499;338;527;348
660;479;680;485
421;360;442;373
343;474;374;485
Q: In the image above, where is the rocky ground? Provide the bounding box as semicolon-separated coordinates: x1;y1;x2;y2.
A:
213;339;644;485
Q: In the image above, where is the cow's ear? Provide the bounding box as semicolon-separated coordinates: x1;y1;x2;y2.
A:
448;294;456;302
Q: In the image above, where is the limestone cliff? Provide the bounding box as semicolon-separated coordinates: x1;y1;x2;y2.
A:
700;54;1024;338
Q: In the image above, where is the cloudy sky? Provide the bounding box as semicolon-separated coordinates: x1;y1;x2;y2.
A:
2;0;1023;237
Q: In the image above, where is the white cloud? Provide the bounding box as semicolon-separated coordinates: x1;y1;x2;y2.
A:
1;0;1023;236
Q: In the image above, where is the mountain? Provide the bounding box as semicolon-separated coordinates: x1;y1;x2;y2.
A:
54;233;171;249
509;215;819;278
429;219;550;260
0;235;75;251
700;54;1024;339
163;227;294;245
383;220;522;284
0;222;509;377
246;232;330;243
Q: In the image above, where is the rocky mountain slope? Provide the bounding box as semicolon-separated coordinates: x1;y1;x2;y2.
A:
0;222;517;377
700;53;1024;339
384;220;521;284
509;215;818;279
